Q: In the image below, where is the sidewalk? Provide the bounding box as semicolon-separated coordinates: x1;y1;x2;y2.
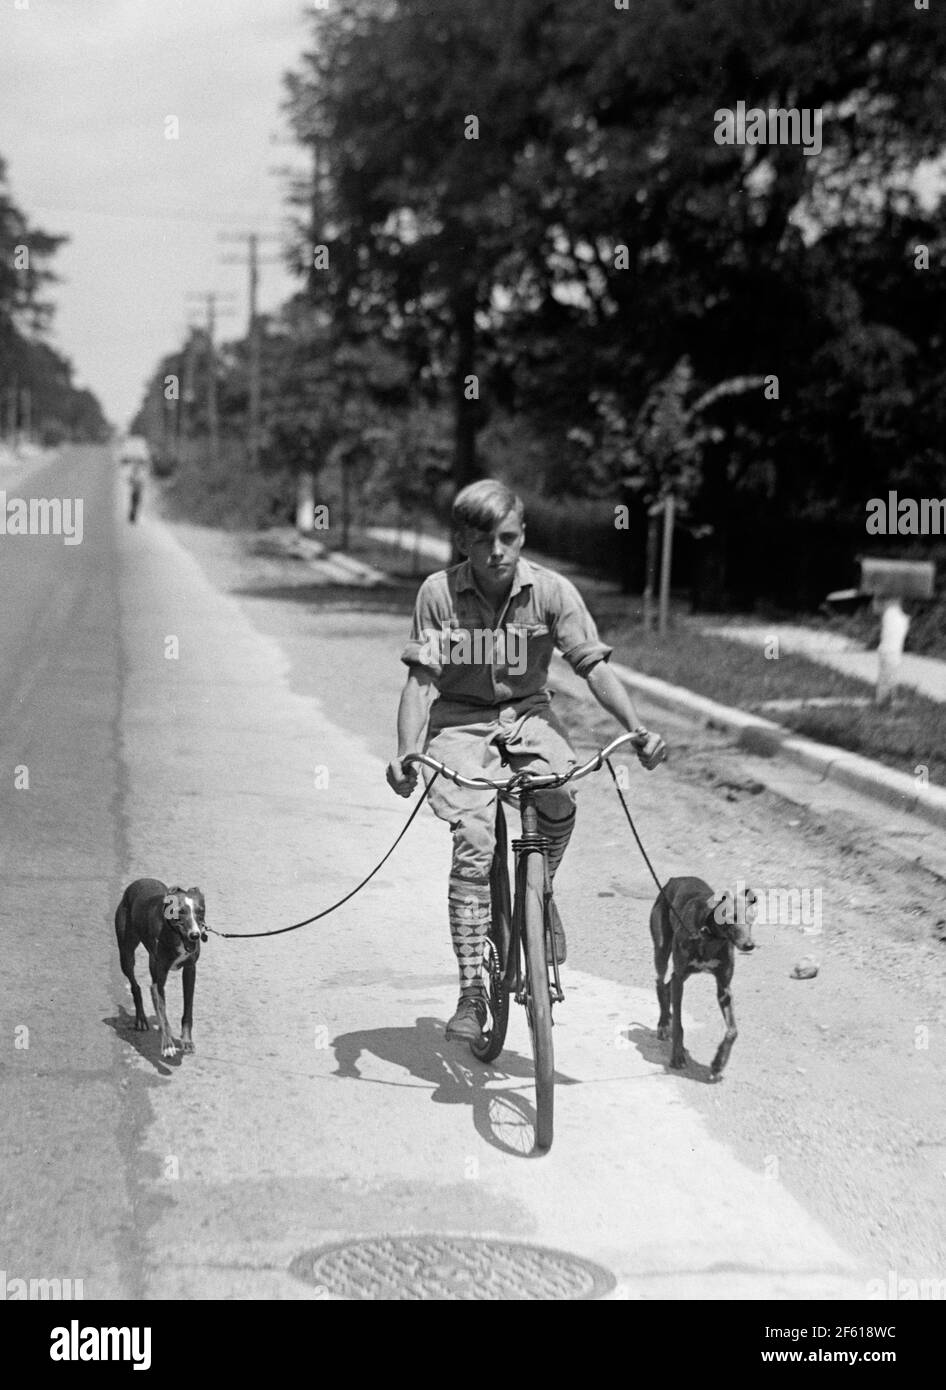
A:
705;622;946;705
365;525;450;564
0;440;60;481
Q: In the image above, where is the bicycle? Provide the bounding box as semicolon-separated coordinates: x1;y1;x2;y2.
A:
404;729;648;1152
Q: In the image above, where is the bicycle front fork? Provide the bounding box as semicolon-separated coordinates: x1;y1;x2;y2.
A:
511;797;565;1006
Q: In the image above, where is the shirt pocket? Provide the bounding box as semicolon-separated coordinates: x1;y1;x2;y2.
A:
502;622;551;675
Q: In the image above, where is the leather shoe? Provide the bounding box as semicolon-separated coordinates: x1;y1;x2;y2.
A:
445;991;487;1043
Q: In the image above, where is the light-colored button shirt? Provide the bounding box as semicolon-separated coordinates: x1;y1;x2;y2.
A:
401;556;612;718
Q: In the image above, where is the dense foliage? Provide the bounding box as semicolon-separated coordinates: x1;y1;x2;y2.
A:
136;1;946;605
0;157;110;444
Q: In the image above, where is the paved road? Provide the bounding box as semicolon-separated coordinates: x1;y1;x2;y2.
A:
0;445;134;1296
2;447;945;1300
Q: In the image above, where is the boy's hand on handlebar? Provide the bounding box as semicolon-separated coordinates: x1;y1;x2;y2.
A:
631;727;667;771
386;757;419;797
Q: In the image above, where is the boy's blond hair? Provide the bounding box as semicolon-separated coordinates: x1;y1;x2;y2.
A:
452;479;525;533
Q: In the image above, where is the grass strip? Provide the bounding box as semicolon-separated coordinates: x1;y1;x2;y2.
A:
599;614;946;783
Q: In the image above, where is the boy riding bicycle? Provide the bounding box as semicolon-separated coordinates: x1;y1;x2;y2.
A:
386;480;665;1045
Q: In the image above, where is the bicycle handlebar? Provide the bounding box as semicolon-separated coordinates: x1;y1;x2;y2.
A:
403;729;647;792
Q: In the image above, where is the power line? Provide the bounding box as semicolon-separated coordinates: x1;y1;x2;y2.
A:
218;231;283;470
183;290;238;462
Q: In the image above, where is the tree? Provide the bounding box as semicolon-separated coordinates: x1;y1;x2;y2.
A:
0;156;64;349
284;0;562;493
509;0;946;511
0;156;109;441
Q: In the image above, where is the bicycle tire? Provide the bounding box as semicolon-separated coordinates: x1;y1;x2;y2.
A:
468;936;508;1064
470;808;512;1064
521;849;555;1150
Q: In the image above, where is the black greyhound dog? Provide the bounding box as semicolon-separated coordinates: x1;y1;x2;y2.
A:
650;877;757;1080
115;879;207;1058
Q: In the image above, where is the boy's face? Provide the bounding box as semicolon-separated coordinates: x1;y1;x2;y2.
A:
458;510;525;593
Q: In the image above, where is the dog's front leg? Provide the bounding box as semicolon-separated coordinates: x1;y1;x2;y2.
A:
653;919;672;1041
180;962;196;1054
669;972;687;1069
150;970;176;1058
710;979;737;1080
656;972;672;1040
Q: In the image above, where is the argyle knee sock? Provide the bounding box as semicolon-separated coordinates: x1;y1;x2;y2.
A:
448;878;491;993
537;806;576;884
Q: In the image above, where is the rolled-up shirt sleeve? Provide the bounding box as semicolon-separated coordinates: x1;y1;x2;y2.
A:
548;575;613;678
401;577;445;678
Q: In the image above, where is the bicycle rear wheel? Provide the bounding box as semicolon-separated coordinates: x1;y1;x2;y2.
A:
470;806;512;1064
469;937;508;1064
521;850;554;1150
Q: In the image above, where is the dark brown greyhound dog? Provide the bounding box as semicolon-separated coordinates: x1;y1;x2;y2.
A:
115;879;207;1058
650;876;757;1080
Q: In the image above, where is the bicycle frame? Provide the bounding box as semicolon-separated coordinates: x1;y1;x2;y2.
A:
507;790;564;1006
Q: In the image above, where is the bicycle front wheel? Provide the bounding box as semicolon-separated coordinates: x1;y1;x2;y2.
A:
521;850;554;1150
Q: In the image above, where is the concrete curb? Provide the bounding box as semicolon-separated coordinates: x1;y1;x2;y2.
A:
610;660;946;832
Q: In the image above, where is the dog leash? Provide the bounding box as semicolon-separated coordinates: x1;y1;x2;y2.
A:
205;772;440;939
605;757;696;939
208;759;692;942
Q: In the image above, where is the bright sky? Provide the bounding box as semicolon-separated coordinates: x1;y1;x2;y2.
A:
1;0;309;428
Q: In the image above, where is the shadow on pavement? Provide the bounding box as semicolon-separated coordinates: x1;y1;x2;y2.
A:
332;1015;579;1157
103;1009;178;1077
623;1021;718;1085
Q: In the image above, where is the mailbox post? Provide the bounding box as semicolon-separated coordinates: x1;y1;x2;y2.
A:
858;558;935;705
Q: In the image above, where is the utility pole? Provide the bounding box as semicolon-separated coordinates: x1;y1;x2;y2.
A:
219;231;281;471
643;500;662;632
248;234;260;470
4;383;17;443
180;328;199;445
184;291;237;464
267;128;323;298
160;366;174;465
267;124;330;529
658;494;676;636
308;137;324;303
205;292;219;461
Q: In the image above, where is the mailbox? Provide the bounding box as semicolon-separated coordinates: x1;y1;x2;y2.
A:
854;558;936;705
858;558;935;601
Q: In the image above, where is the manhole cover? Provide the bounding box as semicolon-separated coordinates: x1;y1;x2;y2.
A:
289;1235;615;1300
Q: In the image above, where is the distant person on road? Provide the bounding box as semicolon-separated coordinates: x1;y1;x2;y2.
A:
387;479;665;1045
127;457;147;523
